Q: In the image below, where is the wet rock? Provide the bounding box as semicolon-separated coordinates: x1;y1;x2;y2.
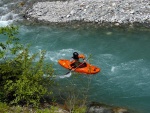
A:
88;106;113;113
87;102;130;113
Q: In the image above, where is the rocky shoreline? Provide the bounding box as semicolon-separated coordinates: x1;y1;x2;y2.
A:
25;0;150;26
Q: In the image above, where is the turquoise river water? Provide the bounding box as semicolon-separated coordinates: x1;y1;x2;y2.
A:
15;25;150;113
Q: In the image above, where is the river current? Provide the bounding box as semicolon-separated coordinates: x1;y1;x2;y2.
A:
17;25;150;113
0;0;150;113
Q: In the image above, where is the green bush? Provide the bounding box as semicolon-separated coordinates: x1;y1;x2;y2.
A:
0;25;22;59
0;26;54;106
36;106;59;113
73;106;87;113
0;103;61;113
0;102;9;113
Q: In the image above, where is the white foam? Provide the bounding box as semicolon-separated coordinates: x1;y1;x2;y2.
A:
0;6;8;14
1;12;12;21
0;20;13;27
111;66;116;72
45;49;82;63
0;12;20;27
117;59;144;71
0;12;17;27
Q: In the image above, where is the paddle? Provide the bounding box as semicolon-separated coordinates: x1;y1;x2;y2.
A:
64;60;86;75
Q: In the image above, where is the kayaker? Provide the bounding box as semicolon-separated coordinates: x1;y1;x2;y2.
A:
70;52;86;68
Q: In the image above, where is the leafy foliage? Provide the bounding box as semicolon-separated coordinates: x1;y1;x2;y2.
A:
0;26;54;106
0;25;23;59
0;102;61;113
0;102;9;113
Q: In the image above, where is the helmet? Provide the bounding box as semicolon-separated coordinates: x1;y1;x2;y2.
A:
73;52;79;59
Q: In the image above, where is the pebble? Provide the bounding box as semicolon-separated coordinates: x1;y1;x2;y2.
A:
26;0;150;24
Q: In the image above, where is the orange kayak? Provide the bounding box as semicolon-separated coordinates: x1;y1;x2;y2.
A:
58;59;100;74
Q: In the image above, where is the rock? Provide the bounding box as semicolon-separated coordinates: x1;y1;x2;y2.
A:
25;0;150;25
113;108;129;113
112;3;116;7
57;108;69;113
88;106;113;113
70;10;76;15
66;14;70;18
130;10;135;14
87;102;130;113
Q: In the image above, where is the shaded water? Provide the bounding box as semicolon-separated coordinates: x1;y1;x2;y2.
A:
17;25;150;113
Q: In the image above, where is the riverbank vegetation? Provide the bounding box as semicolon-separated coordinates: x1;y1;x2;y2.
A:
0;25;88;113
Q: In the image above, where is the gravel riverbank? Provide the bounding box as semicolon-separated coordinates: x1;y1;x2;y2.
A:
26;0;150;26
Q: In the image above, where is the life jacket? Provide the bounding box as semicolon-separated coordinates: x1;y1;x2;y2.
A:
71;54;86;68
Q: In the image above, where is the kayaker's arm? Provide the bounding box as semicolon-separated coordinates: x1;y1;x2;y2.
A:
70;58;73;62
79;54;86;61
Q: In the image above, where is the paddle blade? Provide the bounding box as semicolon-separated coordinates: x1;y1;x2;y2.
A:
59;72;72;78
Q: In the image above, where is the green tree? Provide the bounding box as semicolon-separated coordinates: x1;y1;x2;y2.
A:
0;26;54;106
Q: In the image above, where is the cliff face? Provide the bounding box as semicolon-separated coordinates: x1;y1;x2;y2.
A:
26;0;150;25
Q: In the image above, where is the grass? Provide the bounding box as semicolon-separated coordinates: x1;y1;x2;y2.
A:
0;102;87;113
0;102;62;113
